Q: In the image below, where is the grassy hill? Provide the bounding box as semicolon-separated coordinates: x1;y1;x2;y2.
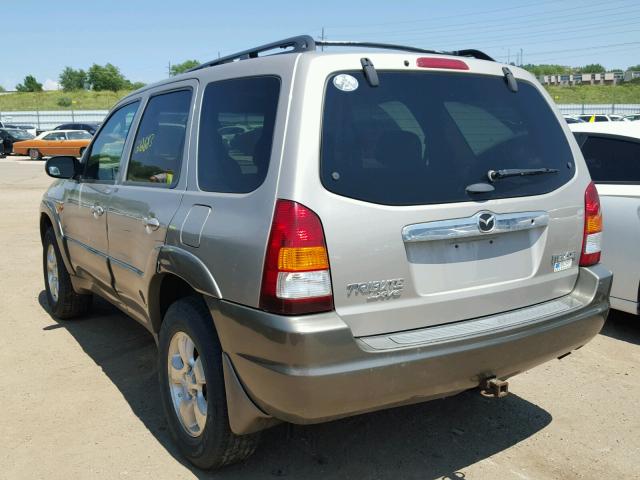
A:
545;83;640;104
0;90;132;111
1;83;640;112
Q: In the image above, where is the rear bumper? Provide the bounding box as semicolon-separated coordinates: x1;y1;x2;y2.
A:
209;265;612;429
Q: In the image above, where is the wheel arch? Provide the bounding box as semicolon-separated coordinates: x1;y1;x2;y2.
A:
40;203;75;275
148;246;222;333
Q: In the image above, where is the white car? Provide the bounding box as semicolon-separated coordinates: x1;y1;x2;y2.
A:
570;121;640;315
577;114;629;123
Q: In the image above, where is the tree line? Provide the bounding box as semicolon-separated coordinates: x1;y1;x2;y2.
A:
11;59;201;93
522;63;640;76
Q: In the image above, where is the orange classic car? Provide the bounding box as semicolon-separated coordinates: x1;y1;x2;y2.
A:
13;129;92;160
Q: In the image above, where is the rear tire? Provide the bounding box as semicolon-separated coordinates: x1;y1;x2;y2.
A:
29;148;41;160
43;227;92;319
158;296;260;469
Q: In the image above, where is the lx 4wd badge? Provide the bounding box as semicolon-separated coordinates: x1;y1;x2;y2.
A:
346;278;405;301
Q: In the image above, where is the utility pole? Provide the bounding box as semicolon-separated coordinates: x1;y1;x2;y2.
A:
507;48;510;64
321;27;325;52
168;61;172;76
520;48;523;66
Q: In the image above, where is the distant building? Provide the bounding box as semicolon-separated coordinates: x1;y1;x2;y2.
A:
624;70;640;81
538;69;634;86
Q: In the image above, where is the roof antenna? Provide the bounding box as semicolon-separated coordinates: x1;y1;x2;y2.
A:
360;58;379;87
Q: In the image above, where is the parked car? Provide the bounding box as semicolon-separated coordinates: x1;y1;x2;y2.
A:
623;113;640;121
13;129;91;159
563;115;585;124
4;124;37;136
570;121;640;315
0;128;35;153
54;122;100;135
577;114;628;123
39;36;612;470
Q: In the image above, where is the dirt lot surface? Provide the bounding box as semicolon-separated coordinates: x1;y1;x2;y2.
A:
1;156;639;479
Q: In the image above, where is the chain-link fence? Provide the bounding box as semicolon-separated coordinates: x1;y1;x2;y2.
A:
555;104;640;115
0;110;108;131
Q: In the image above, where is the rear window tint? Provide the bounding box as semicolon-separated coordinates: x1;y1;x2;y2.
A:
579;134;640;183
198;76;280;193
321;71;575;206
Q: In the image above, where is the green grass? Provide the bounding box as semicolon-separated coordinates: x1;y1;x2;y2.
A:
545;83;640;104
0;90;132;111
1;83;639;111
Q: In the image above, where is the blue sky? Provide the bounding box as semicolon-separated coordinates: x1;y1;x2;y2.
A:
3;0;639;90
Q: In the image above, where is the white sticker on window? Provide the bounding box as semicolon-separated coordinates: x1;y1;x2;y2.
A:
333;74;359;92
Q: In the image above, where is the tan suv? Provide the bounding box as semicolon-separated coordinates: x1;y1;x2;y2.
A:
40;36;612;469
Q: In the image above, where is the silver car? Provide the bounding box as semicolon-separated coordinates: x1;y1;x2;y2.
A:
571;121;640;315
39;36;612;469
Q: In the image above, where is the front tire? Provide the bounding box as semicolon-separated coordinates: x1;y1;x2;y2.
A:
29;148;41;160
158;296;260;469
43;227;92;318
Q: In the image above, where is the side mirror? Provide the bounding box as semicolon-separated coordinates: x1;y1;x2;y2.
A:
45;156;79;179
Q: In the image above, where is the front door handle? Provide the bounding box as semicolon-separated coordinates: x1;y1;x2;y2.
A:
143;217;160;232
90;205;104;218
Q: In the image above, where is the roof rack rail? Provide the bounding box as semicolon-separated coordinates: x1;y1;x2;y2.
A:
189;35;494;72
188;35;316;72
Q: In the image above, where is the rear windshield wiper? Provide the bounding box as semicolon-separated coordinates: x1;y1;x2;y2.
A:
488;168;559;182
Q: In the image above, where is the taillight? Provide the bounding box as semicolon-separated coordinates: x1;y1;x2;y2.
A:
260;199;333;315
417;57;469;70
580;182;602;266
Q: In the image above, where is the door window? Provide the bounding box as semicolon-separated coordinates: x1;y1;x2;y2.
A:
67;131;92;140
198;76;280;193
44;132;66;140
126;89;192;187
579;134;640;183
84;102;139;182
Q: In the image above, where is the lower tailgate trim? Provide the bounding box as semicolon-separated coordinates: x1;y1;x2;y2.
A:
359;295;584;350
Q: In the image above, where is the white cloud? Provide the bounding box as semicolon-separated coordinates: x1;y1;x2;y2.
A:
42;79;60;91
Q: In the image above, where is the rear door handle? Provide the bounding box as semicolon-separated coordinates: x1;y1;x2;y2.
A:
90;205;104;218
143;217;160;232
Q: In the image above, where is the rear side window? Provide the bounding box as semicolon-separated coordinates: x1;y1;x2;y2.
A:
67;131;91;140
127;89;192;187
198;76;280;193
579;135;640;183
321;71;575;205
44;132;66;140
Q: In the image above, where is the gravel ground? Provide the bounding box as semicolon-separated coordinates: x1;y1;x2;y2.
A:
0;156;638;479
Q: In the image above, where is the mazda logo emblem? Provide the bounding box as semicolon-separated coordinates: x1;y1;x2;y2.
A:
478;213;496;233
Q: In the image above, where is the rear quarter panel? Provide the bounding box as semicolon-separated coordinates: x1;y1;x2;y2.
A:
165;54;299;307
597;184;640;306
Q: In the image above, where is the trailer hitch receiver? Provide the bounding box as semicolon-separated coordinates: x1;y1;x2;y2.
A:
480;377;509;398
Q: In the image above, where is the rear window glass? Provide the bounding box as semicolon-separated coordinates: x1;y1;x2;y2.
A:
321;71;575;205
198;76;280;193
578;134;640;183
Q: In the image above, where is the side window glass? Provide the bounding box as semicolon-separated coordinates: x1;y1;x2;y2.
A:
126;90;192;186
45;132;65;140
84;102;139;182
198;76;280;193
581;135;640;182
